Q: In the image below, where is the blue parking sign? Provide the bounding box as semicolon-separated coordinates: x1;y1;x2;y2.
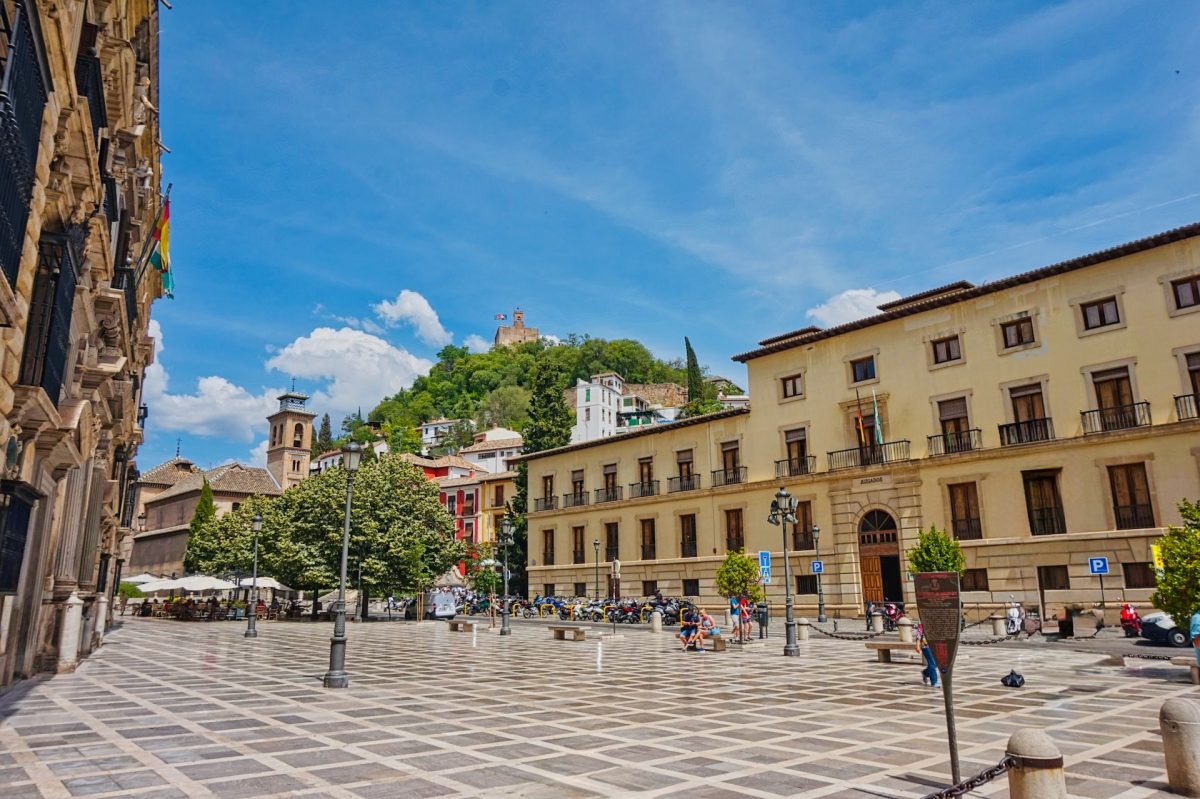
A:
1088;557;1109;575
758;550;771;584
811;560;824;574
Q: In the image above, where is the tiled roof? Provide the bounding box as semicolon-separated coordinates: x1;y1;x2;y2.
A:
479;470;518;481
518;408;751;462
148;463;282;504
459;437;523;454
138;457;199;486
397;453;486;472
438;475;482;488
734;222;1200;362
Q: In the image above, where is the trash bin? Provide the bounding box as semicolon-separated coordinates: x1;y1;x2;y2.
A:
756;602;769;639
1058;608;1074;638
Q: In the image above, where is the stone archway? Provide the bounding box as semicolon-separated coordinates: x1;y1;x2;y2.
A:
858;509;902;603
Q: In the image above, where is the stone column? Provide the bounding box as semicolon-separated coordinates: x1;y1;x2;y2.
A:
1161;699;1200;796
1006;729;1066;799
56;592;83;673
94;594;108;645
51;466;90;590
898;617;913;643
797;618;810;640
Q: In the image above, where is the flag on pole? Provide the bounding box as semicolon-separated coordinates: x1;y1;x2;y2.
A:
494;313;507;321
854;388;867;445
872;390;884;445
148;199;174;298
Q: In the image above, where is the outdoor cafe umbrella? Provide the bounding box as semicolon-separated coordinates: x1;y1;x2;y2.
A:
237;577;291;591
123;573;159;585
137;576;236;594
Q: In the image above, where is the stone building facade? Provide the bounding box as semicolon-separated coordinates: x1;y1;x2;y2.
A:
0;0;165;687
523;224;1200;621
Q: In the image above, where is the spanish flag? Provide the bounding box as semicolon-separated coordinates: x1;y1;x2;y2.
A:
149;200;174;298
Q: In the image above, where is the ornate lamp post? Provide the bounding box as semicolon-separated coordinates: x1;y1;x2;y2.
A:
592;539;600;600
322;441;362;688
813;522;826;623
767;487;800;657
499;513;514;636
244;514;263;638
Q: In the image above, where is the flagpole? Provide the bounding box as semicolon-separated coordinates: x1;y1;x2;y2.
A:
872;389;884;445
133;182;172;287
854;388;866;445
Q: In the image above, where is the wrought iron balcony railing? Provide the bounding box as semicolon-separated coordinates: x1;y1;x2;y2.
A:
112;266;138;326
1029;507;1067;536
1081;402;1151;434
927;429;982;457
668;474;701;493
951;518;982;540
681;538;697;557
791;532;815;551
595;486;623;504
711;466;747;487
19;233;82;407
775;456;816;478
998;418;1054;446
74;49;106;144
572;550;584;564
629;480;659;499
533;496;557;512
1176;393;1199;421
827;440;911;471
562;492;588;509
640;545;656;560
1114;504;1155;530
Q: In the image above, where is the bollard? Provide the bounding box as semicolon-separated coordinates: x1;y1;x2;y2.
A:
1006;729;1066;799
990;614;1006;637
898;617;913;643
1161;698;1200;796
57;592;84;673
650;610;662;634
797;618;810;641
870;612;884;634
95;594;109;646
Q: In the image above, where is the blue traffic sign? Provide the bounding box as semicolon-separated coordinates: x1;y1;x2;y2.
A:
811;560;824;574
1088;557;1109;575
758;550;772;584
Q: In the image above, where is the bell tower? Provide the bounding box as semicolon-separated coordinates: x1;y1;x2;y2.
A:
266;390;316;491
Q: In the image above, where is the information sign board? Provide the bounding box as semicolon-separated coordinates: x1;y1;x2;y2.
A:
914;571;961;674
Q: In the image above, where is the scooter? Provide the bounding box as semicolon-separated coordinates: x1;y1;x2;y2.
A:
1120;604;1141;637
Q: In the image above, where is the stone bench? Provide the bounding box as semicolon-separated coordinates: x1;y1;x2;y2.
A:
865;641;919;663
1170;656;1200;685
446;619;478;633
697;634;727;652
548;625;587;641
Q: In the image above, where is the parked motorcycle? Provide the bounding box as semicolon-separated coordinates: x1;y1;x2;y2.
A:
1120;603;1142;637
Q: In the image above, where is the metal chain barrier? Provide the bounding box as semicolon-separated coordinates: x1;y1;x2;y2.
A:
959;636;1012;646
921;755;1015;799
809;625;888;641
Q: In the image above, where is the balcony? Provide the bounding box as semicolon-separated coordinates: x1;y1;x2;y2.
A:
562;492;588;509
927;429;982;457
1081;402;1151;435
640;545;656;560
595;486;623;504
112;266;138;327
74;49;106;145
712;466;747;487
998;418;1055;446
19;233;82;408
681;538;697;558
629;480;659;499
668;474;701;493
1114;504;1155;530
791;531;814;551
1029;507;1067;536
533;496;557;512
827;440;911;471
951;518;982;541
1177;394;1199;421
775;456;816;478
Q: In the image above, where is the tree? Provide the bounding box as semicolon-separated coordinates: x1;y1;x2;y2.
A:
465;543;501;596
1151;499;1200;627
684;336;703;402
312;413;334;457
523;359;573;453
714;549;764;602
182;480;217;574
386;424;422;455
476;385;531;431
906;525;965;574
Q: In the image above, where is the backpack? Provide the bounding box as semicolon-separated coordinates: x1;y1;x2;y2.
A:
1000;670;1025;688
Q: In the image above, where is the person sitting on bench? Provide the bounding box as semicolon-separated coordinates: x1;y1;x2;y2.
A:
678;608;700;651
694;609;720;651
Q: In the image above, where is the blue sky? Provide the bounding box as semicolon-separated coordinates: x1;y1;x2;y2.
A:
142;1;1200;471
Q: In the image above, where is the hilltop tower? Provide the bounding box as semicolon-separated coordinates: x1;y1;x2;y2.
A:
494;308;540;347
266;391;316;490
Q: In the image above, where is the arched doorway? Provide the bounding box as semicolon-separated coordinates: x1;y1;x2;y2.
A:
858;510;903;604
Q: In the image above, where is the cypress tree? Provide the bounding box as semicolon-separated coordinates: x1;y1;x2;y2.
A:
685;337;703;402
312;413;334;457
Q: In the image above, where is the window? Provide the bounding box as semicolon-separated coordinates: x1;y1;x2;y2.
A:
638;457;653;485
725;509;744;551
1108;463;1154;529
721;441;740;473
1037;564;1070;591
962;568;989;592
683;578;700;597
623;397;632;406
293;423;304;447
1001;317;1035;348
796;575;817;594
677;449;693;478
585;388;591;401
605;522;619;561
680;514;697;558
1093;367;1133;410
641;580;658;597
231;502;241;511
1023;470;1066;535
781;374;804;399
572;527;585;563
640;518;656;560
851;356;876;383
1010;383;1046;421
493;485;505;507
1173;275;1200;309
463;493;475;516
585;408;591;422
574;582;587;597
938;397;970;442
446;496;457;516
464;521;474;541
1081;297;1120;330
542;475;554;499
948;482;982;540
1123;562;1156;590
542;530;554;566
544;583;555;597
784;429;808;473
291;459;300;473
932;336;961;364
571;470;584;497
603;463;617;491
792;501;814;550
1188;353;1200;394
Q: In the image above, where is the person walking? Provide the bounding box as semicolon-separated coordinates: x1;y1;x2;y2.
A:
1191;606;1200;672
916;624;938;688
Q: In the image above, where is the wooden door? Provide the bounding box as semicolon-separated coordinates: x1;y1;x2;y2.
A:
861;556;883;603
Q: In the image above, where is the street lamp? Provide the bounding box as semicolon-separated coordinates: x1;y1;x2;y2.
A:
767;487;800;657
323;441;362;688
592;539;600;600
813;522;826;623
499;513;514;636
244;513;263;639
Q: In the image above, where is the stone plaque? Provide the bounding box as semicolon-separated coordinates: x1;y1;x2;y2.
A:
851;474;892;493
914;571;961;674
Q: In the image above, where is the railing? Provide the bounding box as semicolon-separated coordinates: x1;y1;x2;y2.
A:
112;266;138;326
640;545;656;560
0;479;39;593
102;173;119;227
827;440;911;471
562;492;588;509
681;538;697;558
19;233;80;407
775;456;816;478
0;2;52;289
1177;393;1199;421
1114;504;1155;530
594;486;623;504
998;417;1054;446
927;429;982;456
542;551;554;567
712;466;747;487
668;474;700;493
951;518;982;540
605;546;618;562
1081;401;1151;434
74;49;106;145
629;480;658;499
572;550;584;565
791;531;814;551
1029;507;1067;536
533;496;557;512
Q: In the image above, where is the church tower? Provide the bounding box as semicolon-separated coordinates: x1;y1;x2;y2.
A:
266;390;316;491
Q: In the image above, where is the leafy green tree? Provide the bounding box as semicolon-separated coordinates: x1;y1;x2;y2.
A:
1151;500;1200;626
430;419;476;456
715;549;764;602
312;413;334;457
117;582;145;599
465;543;501;596
684;336;704;402
906;525;965;574
476;385;531;431
386;424;422;455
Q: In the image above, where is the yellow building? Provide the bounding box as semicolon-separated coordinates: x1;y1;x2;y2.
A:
479;469;517;546
523;224;1200;621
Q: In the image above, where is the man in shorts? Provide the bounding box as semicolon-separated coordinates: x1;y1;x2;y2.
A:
678;607;700;651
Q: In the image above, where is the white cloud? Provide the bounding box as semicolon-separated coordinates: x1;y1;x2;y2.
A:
805;288;902;327
248;439;269;467
265;326;433;417
143;320;279;442
463;334;490;353
371;289;453;347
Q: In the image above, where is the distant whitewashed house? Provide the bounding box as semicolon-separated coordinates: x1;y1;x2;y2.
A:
567;373;685;444
418;417;472;455
459;427;524;473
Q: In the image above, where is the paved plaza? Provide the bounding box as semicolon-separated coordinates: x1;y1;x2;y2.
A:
0;617;1196;799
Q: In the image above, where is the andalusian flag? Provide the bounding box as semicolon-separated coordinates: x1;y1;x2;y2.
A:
149;200;174;298
872;390;884;445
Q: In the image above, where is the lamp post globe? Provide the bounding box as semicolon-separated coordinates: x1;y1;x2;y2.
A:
323;441;362;688
499;513;514;636
812;523;826;623
244;513;263;639
592;539;600;600
767;486;800;657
